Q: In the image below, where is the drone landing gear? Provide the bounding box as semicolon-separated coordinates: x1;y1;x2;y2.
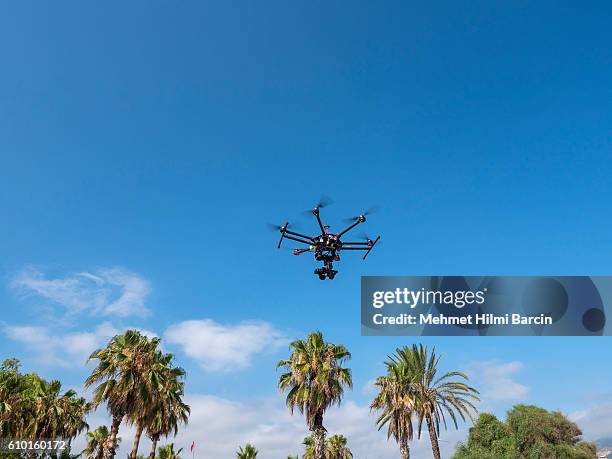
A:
314;267;338;280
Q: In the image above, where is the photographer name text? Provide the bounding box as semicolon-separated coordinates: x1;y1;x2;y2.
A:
372;312;553;326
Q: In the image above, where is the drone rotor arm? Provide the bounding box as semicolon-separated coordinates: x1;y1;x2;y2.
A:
283;229;314;240
276;222;313;248
338;236;380;259
337;218;363;237
282;234;313;246
314;211;326;233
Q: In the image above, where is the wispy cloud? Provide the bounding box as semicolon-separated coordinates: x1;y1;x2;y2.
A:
164;319;289;371
471;360;529;401
3;322;119;367
11;267;151;318
2;321;158;367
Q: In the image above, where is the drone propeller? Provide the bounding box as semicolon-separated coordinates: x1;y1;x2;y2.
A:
315;195;334;209
302;195;334;215
266;222;300;232
343;205;379;223
356;231;373;242
356;231;383;247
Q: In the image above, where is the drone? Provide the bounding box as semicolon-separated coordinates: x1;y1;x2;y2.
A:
272;200;380;280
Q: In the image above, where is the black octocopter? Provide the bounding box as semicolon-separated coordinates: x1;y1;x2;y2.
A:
272;199;381;280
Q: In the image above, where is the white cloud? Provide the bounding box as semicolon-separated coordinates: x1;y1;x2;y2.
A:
570;402;612;440
3;322;119;367
73;394;466;459
11;267;151;317
2;322;157;367
164;319;289;371
362;378;378;395
471;360;529;401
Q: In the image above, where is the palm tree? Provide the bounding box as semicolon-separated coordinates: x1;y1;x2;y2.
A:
370;352;417;459
277;331;352;459
0;358;27;437
400;345;480;459
29;377;90;444
326;434;352;459
302;435;316;459
145;369;190;459
0;363;39;438
303;434;352;459
0;359;90;444
33;379;67;438
157;443;183;459
85;331;162;459
127;350;188;459
81;426;121;459
61;394;91;450
236;443;258;458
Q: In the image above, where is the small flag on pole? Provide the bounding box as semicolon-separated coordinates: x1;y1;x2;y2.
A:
190;441;195;453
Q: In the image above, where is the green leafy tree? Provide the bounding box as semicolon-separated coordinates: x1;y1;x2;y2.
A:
236;443;258;458
454;405;597;459
453;413;516;458
277;332;352;459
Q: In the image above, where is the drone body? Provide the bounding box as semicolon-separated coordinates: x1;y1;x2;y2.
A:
275;205;380;280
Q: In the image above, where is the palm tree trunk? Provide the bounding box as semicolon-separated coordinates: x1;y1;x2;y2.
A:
103;413;123;459
313;427;326;459
399;436;410;459
312;413;326;459
426;414;441;459
148;434;159;459
129;421;145;459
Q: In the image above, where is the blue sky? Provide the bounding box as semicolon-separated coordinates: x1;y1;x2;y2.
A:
1;1;612;457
